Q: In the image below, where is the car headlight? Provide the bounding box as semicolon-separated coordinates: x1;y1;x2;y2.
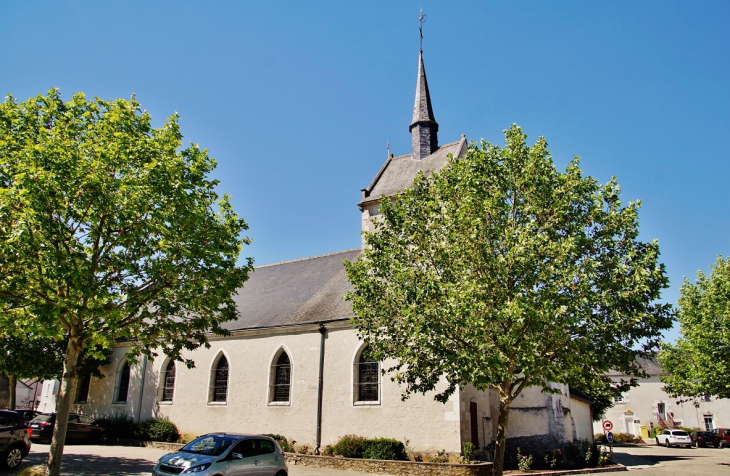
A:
183;462;212;473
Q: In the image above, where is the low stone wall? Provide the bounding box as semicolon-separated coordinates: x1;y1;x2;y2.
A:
285;453;493;476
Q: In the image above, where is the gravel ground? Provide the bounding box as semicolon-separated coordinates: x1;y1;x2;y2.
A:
10;443;396;476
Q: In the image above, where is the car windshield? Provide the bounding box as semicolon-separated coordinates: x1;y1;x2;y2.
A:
31;414;53;422
673;431;689;436
180;435;238;456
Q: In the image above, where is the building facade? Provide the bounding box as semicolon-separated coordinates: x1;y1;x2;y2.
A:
40;47;594;457
593;358;730;437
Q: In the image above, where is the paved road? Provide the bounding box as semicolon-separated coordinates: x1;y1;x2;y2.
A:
11;443;397;476
608;444;729;475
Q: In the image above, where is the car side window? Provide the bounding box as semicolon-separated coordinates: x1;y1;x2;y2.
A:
724;430;730;436
232;439;257;458
0;415;9;427
78;416;94;424
258;439;275;454
67;415;79;423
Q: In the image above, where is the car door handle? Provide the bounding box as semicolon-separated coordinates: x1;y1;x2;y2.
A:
254;460;260;465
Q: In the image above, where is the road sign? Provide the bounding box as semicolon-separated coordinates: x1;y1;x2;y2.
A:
602;420;613;431
606;431;614;444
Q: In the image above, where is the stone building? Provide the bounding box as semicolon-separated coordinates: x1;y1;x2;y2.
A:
593;358;730;438
39;47;594;457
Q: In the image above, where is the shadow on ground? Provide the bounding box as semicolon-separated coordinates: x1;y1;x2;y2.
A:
10;453;155;476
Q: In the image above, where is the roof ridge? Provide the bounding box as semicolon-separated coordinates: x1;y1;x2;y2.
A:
256;249;360;269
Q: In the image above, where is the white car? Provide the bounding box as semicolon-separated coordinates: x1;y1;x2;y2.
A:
656;429;692;448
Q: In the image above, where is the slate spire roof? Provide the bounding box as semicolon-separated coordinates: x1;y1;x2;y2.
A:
410;51;437;128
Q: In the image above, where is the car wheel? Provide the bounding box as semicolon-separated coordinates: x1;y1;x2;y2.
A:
275;471;287;476
1;446;24;470
665;439;670;448
655;438;659;446
695;441;700;448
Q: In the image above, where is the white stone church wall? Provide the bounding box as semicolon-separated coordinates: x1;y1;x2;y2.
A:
77;323;462;453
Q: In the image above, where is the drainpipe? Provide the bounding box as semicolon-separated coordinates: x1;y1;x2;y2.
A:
137;359;148;423
314;323;326;454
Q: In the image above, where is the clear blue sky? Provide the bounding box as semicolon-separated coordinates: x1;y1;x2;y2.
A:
3;1;728;342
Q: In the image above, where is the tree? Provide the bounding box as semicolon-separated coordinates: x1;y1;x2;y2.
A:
0;90;252;476
659;256;730;399
345;125;673;476
0;333;112;409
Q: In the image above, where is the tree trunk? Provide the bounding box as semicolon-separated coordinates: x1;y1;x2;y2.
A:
8;375;16;410
493;389;514;476
46;335;82;476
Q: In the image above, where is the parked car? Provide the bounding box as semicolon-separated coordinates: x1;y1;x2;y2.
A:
0;409;32;470
28;413;108;444
152;433;288;476
690;430;720;448
714;428;730;448
12;409;40;425
656;429;692;447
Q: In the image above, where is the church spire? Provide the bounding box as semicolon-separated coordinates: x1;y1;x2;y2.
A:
409;11;438;160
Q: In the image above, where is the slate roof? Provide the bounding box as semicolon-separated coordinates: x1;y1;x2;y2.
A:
605;356;667;377
411;51;437;128
360;136;468;206
224;249;360;332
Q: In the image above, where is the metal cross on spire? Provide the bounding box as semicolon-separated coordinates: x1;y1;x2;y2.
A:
419;8;426;52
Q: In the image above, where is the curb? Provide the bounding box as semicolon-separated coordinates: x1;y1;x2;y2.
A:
508;464;627;475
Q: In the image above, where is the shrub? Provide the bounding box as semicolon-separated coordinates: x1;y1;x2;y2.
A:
331;435;367;458
544;448;562;469
95;412;137;439
262;434;293;453
427;449;449;463
322;444;334;456
361;438;407;461
462;441;475;463
517;447;533;471
136;418;180;442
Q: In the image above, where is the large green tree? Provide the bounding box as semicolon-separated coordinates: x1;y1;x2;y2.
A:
659;256;730;399
345;125;673;476
0;90;252;476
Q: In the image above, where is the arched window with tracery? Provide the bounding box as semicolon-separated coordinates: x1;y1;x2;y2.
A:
271;351;291;403
161;360;176;402
114;362;130;403
355;345;380;403
210;355;229;403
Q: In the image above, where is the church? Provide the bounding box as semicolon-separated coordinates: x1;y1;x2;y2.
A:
47;45;595;458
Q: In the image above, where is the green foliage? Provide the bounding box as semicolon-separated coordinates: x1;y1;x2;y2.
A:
544;448;561;469
659;256;730;399
427;449;449;463
95;414;179;442
0;90;252;474
462;441;475;463
345;125;673;476
517;447;533;471
95;413;138;439
361;438;407;461
262;434;293;453
330;435;367;458
596;432;642;444
565;439;599;468
135;418;179;442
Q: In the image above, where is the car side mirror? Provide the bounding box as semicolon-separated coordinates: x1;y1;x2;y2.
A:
232;453;243;460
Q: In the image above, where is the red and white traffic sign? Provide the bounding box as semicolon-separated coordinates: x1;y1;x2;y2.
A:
602;420;613;431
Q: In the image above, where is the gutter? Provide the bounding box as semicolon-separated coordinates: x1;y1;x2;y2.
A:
315;323;326;454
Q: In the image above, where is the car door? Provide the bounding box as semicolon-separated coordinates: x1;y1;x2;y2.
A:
65;414;80;441
76;415;97;442
226;438;261;476
255;439;283;476
0;414;12;453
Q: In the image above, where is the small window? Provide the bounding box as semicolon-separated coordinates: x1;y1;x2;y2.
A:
76;374;91;403
114;362;131;403
355;345;380;403
161;360;176;402
613;395;624;403
210;355;229;403
271;352;291;403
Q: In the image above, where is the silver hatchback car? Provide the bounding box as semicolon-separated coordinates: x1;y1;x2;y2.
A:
152;433;288;476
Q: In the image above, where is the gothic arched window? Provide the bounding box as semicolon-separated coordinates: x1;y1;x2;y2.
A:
356;345;380;403
161;360;176;402
271;351;291;403
114;362;130;403
210;355;229;403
